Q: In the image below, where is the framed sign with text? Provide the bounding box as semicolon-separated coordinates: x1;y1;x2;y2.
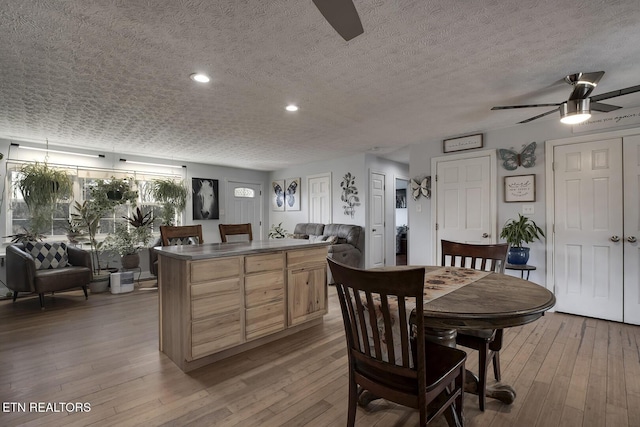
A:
443;133;483;153
504;174;535;202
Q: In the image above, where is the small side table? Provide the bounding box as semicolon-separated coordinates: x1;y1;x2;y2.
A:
505;264;536;280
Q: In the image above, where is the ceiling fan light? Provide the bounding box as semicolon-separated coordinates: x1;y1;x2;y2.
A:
560;99;591;124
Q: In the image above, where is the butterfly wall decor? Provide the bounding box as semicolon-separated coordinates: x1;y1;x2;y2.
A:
410;176;431;200
284;178;301;211
498;141;537;171
272;180;285;211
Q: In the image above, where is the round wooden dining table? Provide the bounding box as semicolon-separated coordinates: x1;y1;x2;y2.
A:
417;266;556;405
369;265;556;407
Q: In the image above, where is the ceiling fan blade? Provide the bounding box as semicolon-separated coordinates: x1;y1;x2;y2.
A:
590;85;640;102
491;103;561;110
312;0;364;41
518;108;559;124
568;71;605;100
590;102;622;113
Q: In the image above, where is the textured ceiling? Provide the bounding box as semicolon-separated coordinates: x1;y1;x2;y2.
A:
2;0;640;170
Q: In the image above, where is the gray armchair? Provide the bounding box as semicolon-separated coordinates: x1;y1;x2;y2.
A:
7;243;93;309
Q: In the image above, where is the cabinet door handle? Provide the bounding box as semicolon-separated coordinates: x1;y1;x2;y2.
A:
628;236;637;243
482;233;489;238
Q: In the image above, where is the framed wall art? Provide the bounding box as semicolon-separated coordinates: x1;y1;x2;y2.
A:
443;133;483;153
284;177;301;211
271;179;285;211
192;178;219;219
504;174;535;202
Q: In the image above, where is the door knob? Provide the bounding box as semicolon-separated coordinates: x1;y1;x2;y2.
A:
628;236;637;243
482;233;489;238
372;229;377;232
610;235;620;242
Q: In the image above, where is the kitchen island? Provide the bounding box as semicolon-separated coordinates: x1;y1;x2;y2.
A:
155;239;328;372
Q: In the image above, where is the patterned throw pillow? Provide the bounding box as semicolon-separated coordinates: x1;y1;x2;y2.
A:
168;236;200;245
25;242;69;270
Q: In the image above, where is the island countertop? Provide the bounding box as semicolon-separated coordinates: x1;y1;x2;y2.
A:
154;238;329;261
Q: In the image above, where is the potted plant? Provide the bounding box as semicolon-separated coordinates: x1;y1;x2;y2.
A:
15;162;73;236
500;214;545;265
105;207;153;269
71;200;110;292
93;177;138;205
151;178;188;225
268;222;287;239
65;219;83;244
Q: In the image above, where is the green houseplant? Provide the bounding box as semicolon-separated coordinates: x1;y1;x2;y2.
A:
268;222;287;239
15;162;73;237
71;200;110;292
69;180;137;292
105;207;153;269
151;178;188;225
500;214;545;265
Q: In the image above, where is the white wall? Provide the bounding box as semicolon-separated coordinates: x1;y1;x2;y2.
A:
269;153;409;268
408;118;640;285
268;153;367;236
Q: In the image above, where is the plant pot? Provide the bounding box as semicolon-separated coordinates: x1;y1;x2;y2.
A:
121;252;140;269
107;190;123;200
89;272;110;293
507;247;530;265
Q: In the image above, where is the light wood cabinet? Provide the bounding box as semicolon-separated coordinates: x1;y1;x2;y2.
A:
157;240;328;372
188;258;242;360
244;253;285;340
286;247;328;326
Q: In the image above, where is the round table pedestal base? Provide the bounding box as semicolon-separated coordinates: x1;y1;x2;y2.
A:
424;327;517;406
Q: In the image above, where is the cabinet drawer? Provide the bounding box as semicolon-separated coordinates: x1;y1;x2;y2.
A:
190;257;241;283
245;271;284;308
245;253;284;274
191;312;242;359
286;247;328;269
191;278;241;320
245;302;285;340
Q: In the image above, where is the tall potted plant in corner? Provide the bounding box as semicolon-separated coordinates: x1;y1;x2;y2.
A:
14;162;73;240
500;214;545;265
151;178;188;225
71;200;110;292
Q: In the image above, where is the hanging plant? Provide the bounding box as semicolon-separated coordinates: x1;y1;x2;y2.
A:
15;162;73;235
151;178;188;225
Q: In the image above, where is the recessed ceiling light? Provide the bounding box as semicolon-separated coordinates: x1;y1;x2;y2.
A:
190;73;210;83
285;104;299;112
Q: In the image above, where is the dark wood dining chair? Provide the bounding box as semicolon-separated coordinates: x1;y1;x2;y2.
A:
440;239;509;411
159;224;204;246
327;258;466;426
219;223;253;242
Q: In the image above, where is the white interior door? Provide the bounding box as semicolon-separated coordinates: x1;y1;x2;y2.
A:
435;154;494;262
225;181;263;240
308;173;332;224
370;171;385;268
553;139;624;322
623;135;640;325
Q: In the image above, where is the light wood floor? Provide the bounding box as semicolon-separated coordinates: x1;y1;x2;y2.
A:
1;284;639;427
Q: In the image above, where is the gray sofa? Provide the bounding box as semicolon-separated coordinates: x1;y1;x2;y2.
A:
293;223;365;282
